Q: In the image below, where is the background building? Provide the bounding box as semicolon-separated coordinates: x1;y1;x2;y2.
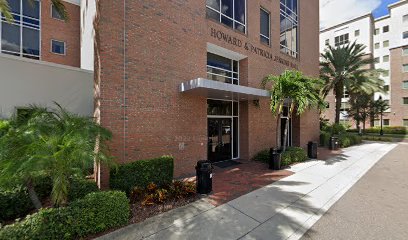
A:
92;0;321;187
0;0;92;118
320;0;408;127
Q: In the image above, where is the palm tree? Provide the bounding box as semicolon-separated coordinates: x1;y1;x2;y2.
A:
0;104;114;207
262;70;325;151
0;0;67;22
320;42;384;124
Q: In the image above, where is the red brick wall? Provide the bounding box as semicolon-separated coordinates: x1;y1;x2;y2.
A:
41;0;80;67
389;46;408;126
99;0;320;185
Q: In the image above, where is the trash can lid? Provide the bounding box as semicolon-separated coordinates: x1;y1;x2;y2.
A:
197;160;212;169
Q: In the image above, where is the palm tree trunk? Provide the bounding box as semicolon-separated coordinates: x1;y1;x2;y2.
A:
27;179;42;210
276;113;281;150
335;93;342;124
282;103;294;152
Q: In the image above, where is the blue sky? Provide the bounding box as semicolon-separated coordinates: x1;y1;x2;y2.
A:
321;0;401;29
373;0;400;18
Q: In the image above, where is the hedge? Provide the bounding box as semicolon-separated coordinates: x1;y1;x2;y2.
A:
361;136;393;142
348;126;407;135
338;134;362;148
0;191;129;240
253;147;308;167
0;177;98;222
110;156;174;194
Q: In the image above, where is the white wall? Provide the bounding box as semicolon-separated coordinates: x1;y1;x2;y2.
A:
80;0;96;71
389;1;408;49
374;17;391;101
320;15;373;54
0;54;93;118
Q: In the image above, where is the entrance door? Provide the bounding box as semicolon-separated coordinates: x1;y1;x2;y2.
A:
208;118;232;162
280;117;292;148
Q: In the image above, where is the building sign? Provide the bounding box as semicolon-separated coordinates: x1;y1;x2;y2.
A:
210;28;298;69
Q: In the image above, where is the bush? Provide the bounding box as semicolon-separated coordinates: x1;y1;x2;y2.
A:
281;147;308;167
348;126;407;135
338;133;362;148
0;120;9;138
0;177;98;223
0;191;129;239
251;149;269;163
110;156;174;194
361;136;393;142
68;178;99;202
320;131;331;147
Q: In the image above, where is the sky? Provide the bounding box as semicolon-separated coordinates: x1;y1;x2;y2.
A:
320;0;401;29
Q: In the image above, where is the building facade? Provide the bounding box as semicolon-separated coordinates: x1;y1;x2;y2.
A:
95;0;320;187
320;0;408;127
0;0;81;67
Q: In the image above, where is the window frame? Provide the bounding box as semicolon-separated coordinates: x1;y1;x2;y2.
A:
403;64;408;73
403;14;408;22
403;31;408;39
383;40;389;48
51;4;64;21
383;55;389;62
374;28;380;35
0;0;41;60
206;0;247;34
206;52;240;85
259;7;270;46
403;119;408;127
383;25;389;33
279;0;299;58
403;47;408;56
354;29;360;37
334;33;349;47
403;97;408;105
374;42;380;49
402;80;408;89
51;39;66;55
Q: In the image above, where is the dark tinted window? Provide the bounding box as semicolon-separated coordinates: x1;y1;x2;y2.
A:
260;8;270;45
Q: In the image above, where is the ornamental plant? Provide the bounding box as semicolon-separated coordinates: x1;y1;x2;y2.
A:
0;103;114;208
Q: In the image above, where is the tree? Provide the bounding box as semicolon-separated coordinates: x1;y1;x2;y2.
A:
320;42;384;124
262;70;325;151
347;93;373;134
0;104;114;207
370;98;390;125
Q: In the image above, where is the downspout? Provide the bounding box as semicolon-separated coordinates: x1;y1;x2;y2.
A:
123;0;127;163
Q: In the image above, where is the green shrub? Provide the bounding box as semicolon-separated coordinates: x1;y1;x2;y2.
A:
338;133;362;148
110;156;174;194
68;178;99;202
0;120;9;138
0;191;129;240
320;131;331;147
252;149;269;163
281;147;308;167
362;136;393;142
348;126;407;135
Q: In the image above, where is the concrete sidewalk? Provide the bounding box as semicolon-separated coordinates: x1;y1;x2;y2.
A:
98;142;397;240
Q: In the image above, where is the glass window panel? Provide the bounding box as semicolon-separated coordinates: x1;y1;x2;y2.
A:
403;48;408;56
221;15;233;28
8;0;20;14
206;0;220;10
22;27;39;56
206;8;219;21
207;100;233;116
22;0;39;19
403;64;408;72
1;22;20;53
207;52;232;70
383;26;389;33
403;81;408;89
52;5;64;20
383;55;389;62
51;40;65;54
233;117;238;158
234;0;246;24
403;97;408;104
383;40;389;47
403;31;408;39
260;9;270;39
383;119;390;126
403;119;408;127
221;0;233;18
233;102;238;116
404;15;408;22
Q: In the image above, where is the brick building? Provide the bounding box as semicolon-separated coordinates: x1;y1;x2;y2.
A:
320;0;408;127
0;0;80;67
94;0;320;186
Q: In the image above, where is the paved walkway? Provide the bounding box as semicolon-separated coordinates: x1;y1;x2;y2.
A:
301;143;408;240
98;142;397;240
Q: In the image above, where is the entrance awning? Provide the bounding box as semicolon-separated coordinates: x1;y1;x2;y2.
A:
179;78;270;101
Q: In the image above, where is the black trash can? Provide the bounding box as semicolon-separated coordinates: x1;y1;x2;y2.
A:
307;141;318;159
269;148;282;170
196;160;212;194
329;136;339;150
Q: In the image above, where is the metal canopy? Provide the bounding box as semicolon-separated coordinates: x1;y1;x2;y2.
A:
179;78;270;101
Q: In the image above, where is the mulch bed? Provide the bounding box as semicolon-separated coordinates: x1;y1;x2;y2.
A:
129;194;200;224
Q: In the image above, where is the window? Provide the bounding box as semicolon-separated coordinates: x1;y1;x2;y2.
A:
404;64;408;72
383;85;389;92
375;43;380;49
383;40;389;48
403;81;408;89
403;97;408;105
383;119;390;126
51;4;64;20
51;40;65;55
383;70;389;77
374;28;380;35
334;33;349;47
206;0;246;33
383;55;389;62
1;0;40;60
374;57;380;63
325;39;329;46
355;30;360;37
260;8;270;45
207;52;239;85
383;26;389;33
374;120;380;126
403;14;408;22
403;31;408;39
280;0;299;58
403;119;408;127
403;48;408;56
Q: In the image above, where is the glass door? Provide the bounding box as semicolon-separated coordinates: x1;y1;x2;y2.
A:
208;118;232;162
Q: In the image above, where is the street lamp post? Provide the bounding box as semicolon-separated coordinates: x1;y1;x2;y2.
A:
379;96;384;136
